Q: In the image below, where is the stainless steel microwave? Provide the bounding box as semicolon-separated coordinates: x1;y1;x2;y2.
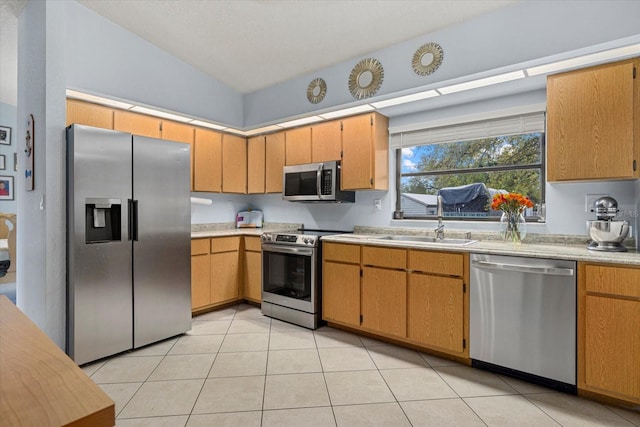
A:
282;161;355;203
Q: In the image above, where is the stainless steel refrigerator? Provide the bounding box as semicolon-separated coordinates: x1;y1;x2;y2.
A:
66;124;191;365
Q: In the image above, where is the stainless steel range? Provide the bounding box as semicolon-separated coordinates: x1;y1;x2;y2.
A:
261;229;348;329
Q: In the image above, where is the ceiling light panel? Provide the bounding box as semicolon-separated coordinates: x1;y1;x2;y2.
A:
371;90;439;109
319;104;375;120
526;43;640;76
189;120;227;130
244;125;283;136
438;71;526;95
278;116;324;128
66;89;134;110
130;106;192;123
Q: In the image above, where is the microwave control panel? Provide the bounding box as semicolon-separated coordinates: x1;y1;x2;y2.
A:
321;170;333;195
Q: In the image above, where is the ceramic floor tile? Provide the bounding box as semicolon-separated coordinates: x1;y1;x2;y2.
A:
380;367;457;401
118;379;204;418
219;333;270;352
400;399;486;427
270;318;311;332
187;320;231;335
82;360;106;377
269;331;317;350
419;352;460;367
262;407;337;427
192;376;265;414
464;395;560;426
333;402;411;427
607;405;640;426
227;318;271;334
497;374;558;395
233;304;265;319
186;411;262;427
147;354;216;381
435;365;518;397
116;415;189;426
125;338;178;357
526;392;636;427
99;382;142;416
263;373;330;410
366;345;429;369
208;351;268;377
324;370;395;406
318;347;376;372
313;327;364;348
267;349;322;375
359;335;389;347
91;356;163;384
193;307;237;321
168;334;224;355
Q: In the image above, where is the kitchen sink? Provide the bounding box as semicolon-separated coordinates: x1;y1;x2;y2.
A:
374;235;477;245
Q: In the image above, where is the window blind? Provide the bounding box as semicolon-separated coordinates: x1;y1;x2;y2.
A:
390;112;545;149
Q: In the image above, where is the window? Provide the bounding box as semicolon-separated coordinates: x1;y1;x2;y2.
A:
393;112;545;220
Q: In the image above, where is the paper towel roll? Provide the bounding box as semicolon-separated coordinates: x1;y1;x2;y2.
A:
190;197;213;206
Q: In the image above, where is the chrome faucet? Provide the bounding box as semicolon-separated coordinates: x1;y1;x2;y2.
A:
435;195;445;240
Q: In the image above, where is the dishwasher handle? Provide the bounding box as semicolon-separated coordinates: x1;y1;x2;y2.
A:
471;260;574;276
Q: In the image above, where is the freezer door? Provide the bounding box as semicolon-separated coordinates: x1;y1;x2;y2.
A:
133;135;192;348
67;125;133;365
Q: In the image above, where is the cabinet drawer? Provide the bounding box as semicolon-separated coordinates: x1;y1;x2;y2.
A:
191;238;210;255
244;236;262;252
585;265;640;298
211;236;241;253
408;250;463;277
324;243;360;264
362;246;406;270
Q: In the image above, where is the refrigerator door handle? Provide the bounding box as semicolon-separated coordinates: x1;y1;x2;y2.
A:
128;199;139;241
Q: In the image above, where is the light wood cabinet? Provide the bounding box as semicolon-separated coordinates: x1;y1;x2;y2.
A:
247;136;266;194
66;99;114;129
191;239;211;310
578;263;640;404
194;128;222;192
322;243;361;327
547;58;639;181
340;112;389;190
311;120;342;162
222;134;247;194
362;267;407;337
285;127;312;165
210;236;241;305
113;110;161;138
243;237;262;303
162;121;195;190
265;131;286;193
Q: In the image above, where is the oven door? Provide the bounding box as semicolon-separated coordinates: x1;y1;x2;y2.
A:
261;243;317;313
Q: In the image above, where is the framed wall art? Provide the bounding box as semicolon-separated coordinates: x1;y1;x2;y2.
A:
0;175;13;200
0;155;5;170
0;126;11;145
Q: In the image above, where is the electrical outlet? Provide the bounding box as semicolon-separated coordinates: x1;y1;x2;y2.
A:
585;194;608;213
374;199;382;212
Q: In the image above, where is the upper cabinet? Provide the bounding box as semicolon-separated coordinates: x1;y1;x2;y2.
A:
265;131;286;193
547;58;639;181
222;134;248;194
66;99;114;129
311;120;342;163
285;127;312;165
161;121;194;189
340;112;389;190
113;110;161;138
194;128;222;192
247;136;266;194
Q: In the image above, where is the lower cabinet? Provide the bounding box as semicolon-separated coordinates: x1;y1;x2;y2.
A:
323;243;361;327
191;239;211;310
243;237;262;303
362;267;407;337
579;263;640;404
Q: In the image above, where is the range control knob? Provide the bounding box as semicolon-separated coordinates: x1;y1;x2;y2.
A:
261;234;271;242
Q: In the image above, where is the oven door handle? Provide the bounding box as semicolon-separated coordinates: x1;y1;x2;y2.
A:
262;244;314;256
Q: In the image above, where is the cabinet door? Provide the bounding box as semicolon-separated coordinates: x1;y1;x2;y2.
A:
162;121;195;190
311;120;342;162
285;127;312;165
547;59;637;181
210;251;240;304
222;134;247;194
247;136;266;194
243;250;262;302
66;99;113;129
323;261;360;327
265;132;286;193
361;267;406;337
191;254;210;310
584;295;640;401
114;110;161;138
194;128;222;192
341;113;388;190
408;273;464;353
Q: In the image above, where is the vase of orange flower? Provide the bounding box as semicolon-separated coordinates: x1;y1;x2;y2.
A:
491;192;534;243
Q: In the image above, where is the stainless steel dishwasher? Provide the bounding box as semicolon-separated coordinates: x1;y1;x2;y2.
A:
470;253;576;393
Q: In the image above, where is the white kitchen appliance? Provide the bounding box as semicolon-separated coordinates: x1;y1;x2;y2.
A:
236;210;263;228
586;196;630;252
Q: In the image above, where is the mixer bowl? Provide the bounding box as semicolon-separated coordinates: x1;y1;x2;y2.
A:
587;220;630;244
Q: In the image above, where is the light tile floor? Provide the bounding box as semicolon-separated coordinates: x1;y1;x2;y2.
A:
82;303;640;427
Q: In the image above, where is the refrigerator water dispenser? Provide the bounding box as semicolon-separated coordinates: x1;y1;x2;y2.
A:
85;198;121;243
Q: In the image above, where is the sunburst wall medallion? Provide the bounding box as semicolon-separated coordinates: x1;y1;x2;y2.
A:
412;42;444;76
306;78;327;104
348;58;384;100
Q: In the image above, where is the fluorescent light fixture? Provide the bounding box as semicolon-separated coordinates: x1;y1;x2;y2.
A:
244;125;283;136
371;90;439;108
66;89;134;110
438;71;526;95
130;106;192;123
526;43;640;76
189;119;227;131
319;104;375;120
278;116;324;128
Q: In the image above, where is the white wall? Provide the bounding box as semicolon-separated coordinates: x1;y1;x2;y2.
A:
0;102;17;214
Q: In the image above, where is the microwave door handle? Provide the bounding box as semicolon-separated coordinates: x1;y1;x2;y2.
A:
316;163;323;199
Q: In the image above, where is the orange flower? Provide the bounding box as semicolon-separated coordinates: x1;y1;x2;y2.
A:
491;192;533;215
